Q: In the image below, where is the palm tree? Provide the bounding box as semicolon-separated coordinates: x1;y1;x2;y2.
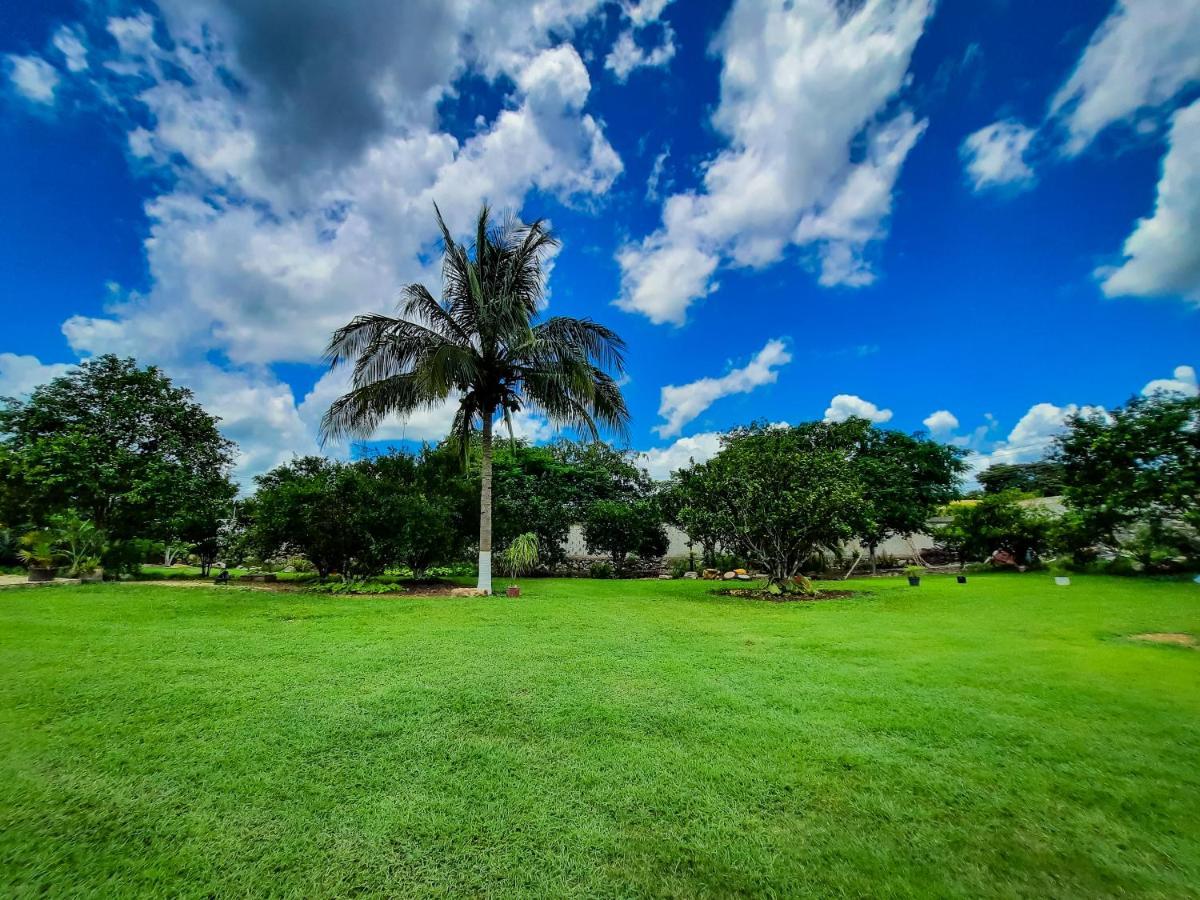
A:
320;204;630;594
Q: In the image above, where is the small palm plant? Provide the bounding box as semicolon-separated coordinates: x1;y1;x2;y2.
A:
18;530;58;582
500;532;539;598
49;512;107;578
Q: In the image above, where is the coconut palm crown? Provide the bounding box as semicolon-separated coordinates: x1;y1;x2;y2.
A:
320;204;630;593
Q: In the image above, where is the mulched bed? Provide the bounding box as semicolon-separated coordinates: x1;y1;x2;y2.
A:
711;588;858;602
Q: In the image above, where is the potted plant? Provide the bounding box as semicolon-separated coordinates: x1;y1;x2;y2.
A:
904;565;924;587
49;512;107;581
18;531;58;582
501;532;539;598
956;573;967;584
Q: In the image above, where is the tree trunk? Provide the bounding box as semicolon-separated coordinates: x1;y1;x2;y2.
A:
477;410;494;594
869;544;877;575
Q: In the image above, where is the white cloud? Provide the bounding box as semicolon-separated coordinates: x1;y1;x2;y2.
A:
615;0;932;324
645;147;670;201
0;353;73;398
52;26;88;73
922;409;959;433
605;26;676;82
1142;364;1199;397
1100;99;1200;306
5;54;59;104
1049;0;1200;156
32;2;622;482
655;338;791;437
637;431;724;480
972;402;1106;475
960;120;1036;192
823;394;893;424
624;0;672;27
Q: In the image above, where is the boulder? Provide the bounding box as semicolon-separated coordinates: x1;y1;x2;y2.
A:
722;571;737;580
450;587;488;598
658;574;673;580
683;571;698;579
734;568;747;575
735;573;752;581
702;568;720;580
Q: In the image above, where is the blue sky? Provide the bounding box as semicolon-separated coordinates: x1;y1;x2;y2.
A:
1;0;1197;483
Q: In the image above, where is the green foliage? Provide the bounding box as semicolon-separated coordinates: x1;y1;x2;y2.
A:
0;355;237;542
831;419;966;568
977;460;1065;497
582;498;668;575
499;532;539;584
667;557;692;579
1056;393;1200;542
17;530;56;569
935;491;1056;565
46;511;106;577
903;565;925;578
304;579;403;596
587;560;613;579
674;422;863;592
100;538;159;576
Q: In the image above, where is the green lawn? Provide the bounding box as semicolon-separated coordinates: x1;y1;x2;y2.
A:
1;575;1198;898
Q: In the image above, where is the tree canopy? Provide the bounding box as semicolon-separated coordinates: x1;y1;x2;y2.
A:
0;355;236;546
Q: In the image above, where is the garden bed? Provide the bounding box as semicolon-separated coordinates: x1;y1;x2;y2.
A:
711;587;858;601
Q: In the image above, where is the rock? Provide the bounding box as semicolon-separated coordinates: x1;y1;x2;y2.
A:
722;571;737;580
734;568;747;575
683;571;698;579
450;587;488;598
702;568;720;580
658;574;673;580
735;574;752;581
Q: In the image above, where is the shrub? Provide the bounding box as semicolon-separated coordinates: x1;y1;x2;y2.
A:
588;561;613;579
668;557;691;579
305;579;401;595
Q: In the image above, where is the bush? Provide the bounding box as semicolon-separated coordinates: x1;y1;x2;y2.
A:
102;539;158;577
588;561;613;579
305;579;403;595
667;557;691;579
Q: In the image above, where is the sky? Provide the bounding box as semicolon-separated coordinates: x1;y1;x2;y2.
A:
1;0;1198;486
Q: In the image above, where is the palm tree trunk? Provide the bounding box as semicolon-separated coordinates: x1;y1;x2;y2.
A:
477;409;494;594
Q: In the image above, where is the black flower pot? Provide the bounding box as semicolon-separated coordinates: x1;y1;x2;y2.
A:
27;567;56;583
956;575;967;584
907;576;920;587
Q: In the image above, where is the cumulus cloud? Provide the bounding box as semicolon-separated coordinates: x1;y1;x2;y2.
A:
0;353;74;398
960;119;1036;192
654;338;791;437
1099;100;1200;306
1049;0;1200;156
29;1;623;481
5;54;59;104
973;402;1106;474
823;394;893;424
636;431;724;480
922;409;959;433
615;0;932;324
1142;364;1199;397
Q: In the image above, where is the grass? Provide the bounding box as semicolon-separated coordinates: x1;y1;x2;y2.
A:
1;573;1198;898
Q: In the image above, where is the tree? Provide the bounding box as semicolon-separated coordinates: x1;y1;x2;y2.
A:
320;205;629;593
934;491;1055;566
675;423;863;594
0;356;237;542
977;460;1065;497
840;421;966;572
359;449;474;577
1055;393;1200;543
249;457;391;581
582;498;668;575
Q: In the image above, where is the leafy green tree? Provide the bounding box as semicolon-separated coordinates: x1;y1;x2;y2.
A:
1055;393;1200;542
319;205;629;594
661;466;722;567
935;491;1055;566
977;460;1065;497
0;356;237;542
675;423;863;594
838;421;966;572
359;449;474;577
249;457;391;581
582;498;668;576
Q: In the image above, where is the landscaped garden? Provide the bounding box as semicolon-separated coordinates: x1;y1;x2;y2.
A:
2;574;1198;897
